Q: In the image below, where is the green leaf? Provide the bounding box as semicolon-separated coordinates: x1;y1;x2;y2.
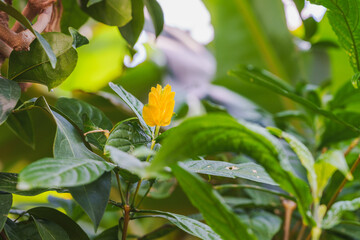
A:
61;0;89;33
87;0;104;7
238;210;282;240
28;207;89;240
137;210;221;240
149;114;314;225
79;0;132;27
105;119;152;154
4;219;41;240
0;172;52;196
17;158;114;190
181;160;277;186
267;127;317;195
229;66;360;134
94;225;121;240
315;150;352;198
33;218;70;240
69;28;89;48
56;97;112;151
109;83;153;135
6;101;34;148
107;146;145;182
0;77;20;125
172;164;256;240
327;221;360;239
311;0;360;72
119;0;145;47
0;1;57;68
144;0;164;37
323;198;360;229
8;32;78;90
0;193;12;231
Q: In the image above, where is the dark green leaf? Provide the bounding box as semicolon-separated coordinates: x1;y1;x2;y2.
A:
303;16;318;41
8;33;78;90
149;114;314;225
327;221;360;239
4;219;41;240
172;164;256;240
0;1;57;68
0;193;12;231
0;77;20;125
144;0;164;37
6;104;34;148
229;66;360;134
137;210;221;240
87;0;104;7
27;207;89;240
94;225;120;240
17;158;114;190
61;0;89;33
105;119;152;154
0;172;52;196
311;0;360;72
79;0;132;27
323;198;360;229
182;160;277;185
109;83;153;135
55;97;112;151
119;0;145;47
33;218;70;240
69;28;89;48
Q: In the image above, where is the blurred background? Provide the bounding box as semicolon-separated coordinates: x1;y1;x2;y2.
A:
1;0;355;238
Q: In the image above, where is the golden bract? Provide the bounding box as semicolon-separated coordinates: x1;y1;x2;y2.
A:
142;84;175;127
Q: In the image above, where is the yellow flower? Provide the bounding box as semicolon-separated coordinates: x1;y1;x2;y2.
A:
143;84;175;127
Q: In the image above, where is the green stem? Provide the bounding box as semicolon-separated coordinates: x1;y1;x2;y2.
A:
115;172;125;204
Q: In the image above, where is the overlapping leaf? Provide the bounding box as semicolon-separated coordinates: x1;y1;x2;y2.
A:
0;77;20;125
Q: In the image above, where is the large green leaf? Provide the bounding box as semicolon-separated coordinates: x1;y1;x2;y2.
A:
94;225;120;240
61;1;89;33
0;193;12;231
181;160;277;186
119;0;145;47
4;219;41;240
105;119;152;154
323;198;360;229
33;218;70;240
8;33;78;90
28;207;89;240
229;67;360;134
0;172;52;196
0;1;57;68
149;114;314;225
56;97;113;151
311;0;360;73
17;158;114;190
0;77;20;125
137;210;221;240
79;0;132;27
172;164;256;240
144;0;164;37
109;83;153;135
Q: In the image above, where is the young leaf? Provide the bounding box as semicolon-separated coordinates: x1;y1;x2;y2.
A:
149;114;314;225
0;1;57;68
144;0;164;37
109;82;153;135
182;160;277;186
172;164;256;240
0;193;12;231
0;77;20;125
119;0;145;47
79;0;132;27
69;28;89;48
105;119;152;154
56;97;113;151
8;33;78;90
17;158;114;190
310;0;360;72
323;198;360;229
28;207;89;240
136;210;221;240
33;218;70;240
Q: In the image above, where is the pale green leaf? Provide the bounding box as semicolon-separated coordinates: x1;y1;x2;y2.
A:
0;77;20;125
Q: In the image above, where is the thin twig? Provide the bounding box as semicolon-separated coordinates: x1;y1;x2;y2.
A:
115;173;125;204
282;200;297;240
